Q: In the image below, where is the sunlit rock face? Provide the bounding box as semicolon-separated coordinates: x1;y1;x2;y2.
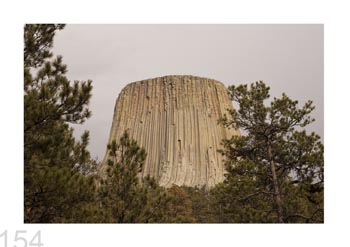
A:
101;75;240;188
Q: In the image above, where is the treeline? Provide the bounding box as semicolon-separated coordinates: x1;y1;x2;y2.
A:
24;24;323;223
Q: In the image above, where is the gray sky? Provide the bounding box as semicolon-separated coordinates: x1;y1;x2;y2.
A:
53;24;324;161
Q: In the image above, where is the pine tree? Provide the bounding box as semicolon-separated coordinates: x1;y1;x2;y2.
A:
213;81;324;223
165;185;196;223
182;186;215;223
99;131;202;223
99;131;147;222
24;24;98;222
135;175;171;223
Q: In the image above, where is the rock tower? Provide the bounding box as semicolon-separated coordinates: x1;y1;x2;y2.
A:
101;75;239;187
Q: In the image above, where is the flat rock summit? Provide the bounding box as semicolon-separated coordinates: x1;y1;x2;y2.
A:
101;75;239;187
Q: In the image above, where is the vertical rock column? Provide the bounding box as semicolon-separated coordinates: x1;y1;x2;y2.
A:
101;75;240;188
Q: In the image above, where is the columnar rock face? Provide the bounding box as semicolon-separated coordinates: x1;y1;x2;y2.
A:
101;75;239;187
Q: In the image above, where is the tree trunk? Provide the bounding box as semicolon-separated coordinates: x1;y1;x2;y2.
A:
268;145;284;223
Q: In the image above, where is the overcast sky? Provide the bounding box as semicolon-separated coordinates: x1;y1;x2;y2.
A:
53;24;323;161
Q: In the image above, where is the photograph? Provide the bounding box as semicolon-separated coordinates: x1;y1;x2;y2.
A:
23;24;324;223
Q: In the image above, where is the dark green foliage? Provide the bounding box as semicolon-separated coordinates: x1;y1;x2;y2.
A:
24;24;65;68
24;24;98;223
136;176;171;223
99;131;146;223
211;81;324;223
182;186;215;223
164;185;196;223
25;166;98;223
99;131;171;223
210;160;279;223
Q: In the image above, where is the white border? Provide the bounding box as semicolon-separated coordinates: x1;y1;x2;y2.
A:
0;0;349;246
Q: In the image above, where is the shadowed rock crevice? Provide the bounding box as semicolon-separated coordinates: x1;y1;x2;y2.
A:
101;75;240;187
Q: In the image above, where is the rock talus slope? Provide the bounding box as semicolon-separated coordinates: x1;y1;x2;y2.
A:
101;75;239;187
